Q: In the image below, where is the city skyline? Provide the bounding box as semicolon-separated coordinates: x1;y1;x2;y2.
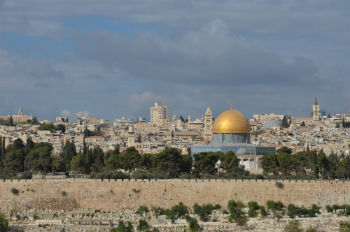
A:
0;0;349;120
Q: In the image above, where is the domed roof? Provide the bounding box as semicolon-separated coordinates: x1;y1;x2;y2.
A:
213;107;250;134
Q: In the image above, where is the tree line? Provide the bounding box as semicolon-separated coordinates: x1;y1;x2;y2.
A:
262;147;350;179
1;138;349;180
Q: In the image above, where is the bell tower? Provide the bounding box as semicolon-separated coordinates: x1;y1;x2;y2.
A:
312;98;320;121
204;107;213;140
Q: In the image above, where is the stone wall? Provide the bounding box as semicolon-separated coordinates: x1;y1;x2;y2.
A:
0;179;349;211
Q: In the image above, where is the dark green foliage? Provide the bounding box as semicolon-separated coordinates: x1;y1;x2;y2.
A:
339;221;350;232
0;213;9;232
193;203;217;221
38;123;65;133
61;140;77;170
325;205;350;216
137;219;149;231
287;204;320;218
153;148;191;178
284;220;303;232
248;201;260;217
227;200;246;226
113;221;134;232
260;206;267;217
4;138;25;172
24;142;53;172
10;188;19;195
275;182;284;189
9;116;14;126
83;129;102;137
90;170;129;179
136;206;149;215
185;215;200;232
262;149;350;179
305;226;318;232
266;200;284;211
163;202;188;223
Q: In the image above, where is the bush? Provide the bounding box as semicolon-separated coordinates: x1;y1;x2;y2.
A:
10;188;19;195
136;206;149;215
326;205;332;213
0;213;9;232
284;220;303;232
227;200;246;226
266;200;284;211
248;201;260;217
90;170;130;179
193;203;217;221
185;215;200;232
339;221;350;232
275;182;284;189
305;226;318;232
260;206;267;217
137;219;149;232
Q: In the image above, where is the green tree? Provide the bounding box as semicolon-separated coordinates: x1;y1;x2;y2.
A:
221;151;245;175
154;147;187;177
193;152;220;176
0;213;9;232
25;138;35;154
70;154;86;173
4;139;26;172
61;140;77;170
56;124;66;133
24;142;53;172
118;147;141;171
8;116;14;126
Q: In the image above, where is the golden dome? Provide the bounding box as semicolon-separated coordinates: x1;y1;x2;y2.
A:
213;107;250;134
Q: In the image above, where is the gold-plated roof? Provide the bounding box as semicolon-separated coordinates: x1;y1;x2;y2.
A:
213;107;250;134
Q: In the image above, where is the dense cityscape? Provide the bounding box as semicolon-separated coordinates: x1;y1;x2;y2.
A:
0;0;349;231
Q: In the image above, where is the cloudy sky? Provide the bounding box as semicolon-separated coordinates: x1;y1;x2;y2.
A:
0;0;349;120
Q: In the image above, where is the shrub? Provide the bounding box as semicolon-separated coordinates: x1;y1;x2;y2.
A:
192;203;216;221
61;191;68;197
275;182;284;189
227;200;246;226
284;220;303;232
260;206;267;217
266;200;284;211
339;221;350;232
325;205;332;213
0;213;9;232
185;215;200;232
305;226;318;232
137;219;149;232
10;188;19;195
136;206;149;215
236;200;246;209
248;201;260;217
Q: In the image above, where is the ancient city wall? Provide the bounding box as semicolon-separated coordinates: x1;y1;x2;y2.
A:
0;179;349;211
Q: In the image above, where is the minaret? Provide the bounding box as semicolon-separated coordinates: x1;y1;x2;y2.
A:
312;98;320;121
18;108;23;116
204;107;213;140
187;115;191;129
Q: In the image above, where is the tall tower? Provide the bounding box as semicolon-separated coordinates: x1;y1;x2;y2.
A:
312;98;320;121
150;102;169;126
204;107;213;140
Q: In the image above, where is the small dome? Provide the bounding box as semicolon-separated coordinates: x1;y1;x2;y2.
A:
213;107;250;134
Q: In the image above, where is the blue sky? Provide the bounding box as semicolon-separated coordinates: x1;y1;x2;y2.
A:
0;0;349;120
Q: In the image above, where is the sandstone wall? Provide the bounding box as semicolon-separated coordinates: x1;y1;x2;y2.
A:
0;179;349;211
